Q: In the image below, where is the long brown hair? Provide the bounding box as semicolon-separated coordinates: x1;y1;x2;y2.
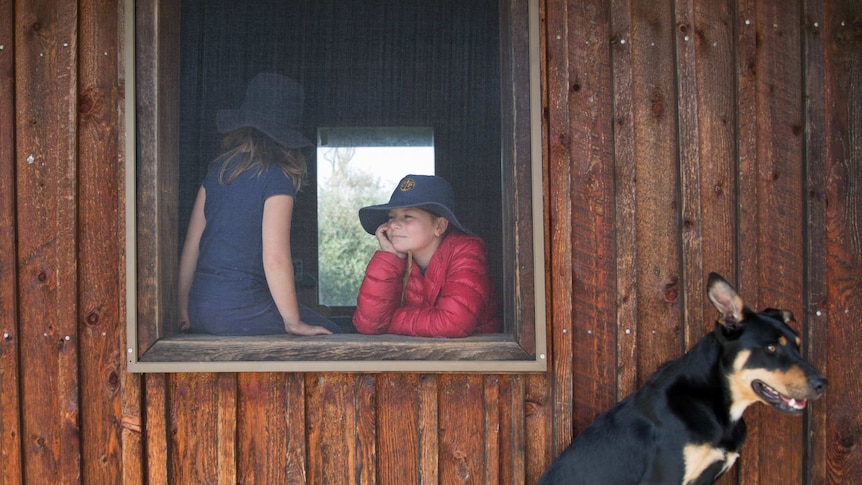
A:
216;127;307;190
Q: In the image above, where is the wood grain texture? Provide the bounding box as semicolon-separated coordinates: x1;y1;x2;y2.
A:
237;373;289;485
217;374;237;485
675;0;705;350
144;374;168;485
0;0;22;481
78;0;125;482
544;0;575;461
438;375;486;483
821;1;862;482
687;0;737;335
629;0;685;384
418;374;440;485
305;374;357;484
497;375;526;483
284;374;309;485
376;374;419;484
169;374;221;483
140;333;534;362
566;0;619;443
483;375;501;484
14;0;81;482
354;374;377;484
802;2;829;483
610;0;639;402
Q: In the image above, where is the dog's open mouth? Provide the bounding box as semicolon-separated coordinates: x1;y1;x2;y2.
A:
752;380;807;414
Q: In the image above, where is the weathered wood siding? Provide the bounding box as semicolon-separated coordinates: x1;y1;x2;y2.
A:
0;0;860;484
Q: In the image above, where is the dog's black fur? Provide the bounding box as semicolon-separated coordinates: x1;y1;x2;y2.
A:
538;272;827;485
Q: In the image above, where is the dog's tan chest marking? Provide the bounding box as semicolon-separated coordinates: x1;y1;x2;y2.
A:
682;443;727;485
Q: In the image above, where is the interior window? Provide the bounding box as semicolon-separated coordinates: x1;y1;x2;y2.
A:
316;127;435;313
128;0;545;372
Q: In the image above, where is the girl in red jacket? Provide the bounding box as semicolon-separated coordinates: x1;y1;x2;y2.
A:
353;175;499;337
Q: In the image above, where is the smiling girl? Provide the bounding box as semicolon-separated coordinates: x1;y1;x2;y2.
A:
353;175;499;337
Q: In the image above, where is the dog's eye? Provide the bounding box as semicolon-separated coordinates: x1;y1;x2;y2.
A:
765;344;777;353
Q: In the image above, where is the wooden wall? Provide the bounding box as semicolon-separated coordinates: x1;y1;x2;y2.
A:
0;0;860;484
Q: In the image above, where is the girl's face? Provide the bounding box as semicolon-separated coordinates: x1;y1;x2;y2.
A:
385;207;448;262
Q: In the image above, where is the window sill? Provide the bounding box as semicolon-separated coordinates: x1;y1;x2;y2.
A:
129;333;545;373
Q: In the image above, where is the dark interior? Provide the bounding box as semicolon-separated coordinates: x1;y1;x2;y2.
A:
178;0;503;328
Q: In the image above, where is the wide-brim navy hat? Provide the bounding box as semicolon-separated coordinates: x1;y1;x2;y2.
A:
216;73;312;149
359;175;473;235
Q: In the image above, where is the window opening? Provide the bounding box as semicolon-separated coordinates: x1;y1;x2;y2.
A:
127;0;546;372
316;127;435;307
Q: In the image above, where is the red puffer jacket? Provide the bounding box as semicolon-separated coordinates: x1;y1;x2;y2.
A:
353;232;499;337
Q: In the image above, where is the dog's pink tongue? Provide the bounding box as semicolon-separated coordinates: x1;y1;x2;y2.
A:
786;397;807;410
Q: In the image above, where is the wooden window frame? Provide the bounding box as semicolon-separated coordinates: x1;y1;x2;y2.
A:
125;0;546;373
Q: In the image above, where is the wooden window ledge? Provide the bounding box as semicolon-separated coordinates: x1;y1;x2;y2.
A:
140;332;534;363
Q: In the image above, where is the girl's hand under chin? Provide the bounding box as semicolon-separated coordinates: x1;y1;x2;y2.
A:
375;222;406;259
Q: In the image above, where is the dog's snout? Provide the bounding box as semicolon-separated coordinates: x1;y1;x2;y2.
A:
808;375;828;395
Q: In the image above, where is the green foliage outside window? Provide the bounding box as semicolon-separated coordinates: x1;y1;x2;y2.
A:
317;147;386;306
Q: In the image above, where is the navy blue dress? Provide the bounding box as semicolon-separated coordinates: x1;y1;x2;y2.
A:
188;157;341;335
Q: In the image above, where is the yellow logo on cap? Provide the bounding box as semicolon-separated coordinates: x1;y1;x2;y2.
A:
399;178;416;192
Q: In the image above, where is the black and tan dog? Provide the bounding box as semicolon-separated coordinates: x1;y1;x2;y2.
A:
538;272;827;485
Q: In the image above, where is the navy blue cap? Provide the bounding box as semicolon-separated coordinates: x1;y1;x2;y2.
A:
358;175;472;235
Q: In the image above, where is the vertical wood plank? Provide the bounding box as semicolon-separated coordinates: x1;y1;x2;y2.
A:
15;0;81;482
610;0;639;401
237;373;284;484
821;2;862;483
217;374;237;485
418;374;439;485
354;374;377;485
735;0;759;305
77;0;124;482
437;375;485;484
802;1;828;483
499;375;526;484
169;374;220;484
377;374;419;485
284;373;308;485
237;373;289;484
120;371;144;485
483;375;500;484
144;374;168;485
0;0;22;481
630;0;685;383
543;0;574;462
525;373;550;482
675;0;706;350
688;0;738;331
306;374;357;485
567;0;619;440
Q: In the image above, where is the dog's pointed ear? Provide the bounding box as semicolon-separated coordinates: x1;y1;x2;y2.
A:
707;273;747;331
